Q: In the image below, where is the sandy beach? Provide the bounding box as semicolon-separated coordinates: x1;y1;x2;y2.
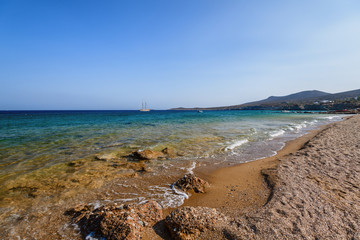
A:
183;117;339;215
182;125;325;217
163;115;360;239
2;112;350;240
3;0;360;239
1;114;359;240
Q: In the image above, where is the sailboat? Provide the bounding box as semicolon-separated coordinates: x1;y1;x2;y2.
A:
140;101;150;112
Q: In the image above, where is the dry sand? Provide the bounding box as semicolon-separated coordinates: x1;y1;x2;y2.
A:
172;115;360;239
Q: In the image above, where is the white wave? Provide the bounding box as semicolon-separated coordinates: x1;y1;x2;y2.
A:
114;192;140;196
225;139;249;151
294;122;308;131
323;115;343;121
115;197;144;203
309;120;318;125
288;121;312;132
187;162;196;174
323;116;335;120
148;185;188;208
269;129;285;138
287;126;295;131
170;184;189;201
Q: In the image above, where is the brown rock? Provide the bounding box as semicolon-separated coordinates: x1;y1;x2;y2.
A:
136;200;163;226
95;152;118;161
67;200;163;240
165;206;228;240
67;160;85;167
173;174;209;193
65;203;94;218
130;149;165;160
161;147;177;158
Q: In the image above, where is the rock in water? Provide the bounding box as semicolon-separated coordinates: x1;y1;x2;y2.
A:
161;147;177;158
67;200;163;240
129;149;165;160
173;174;209;193
165;206;229;240
129;147;177;160
95;152;118;161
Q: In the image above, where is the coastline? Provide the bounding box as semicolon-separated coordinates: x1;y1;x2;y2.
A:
182;118;337;215
163;114;360;239
1;114;358;239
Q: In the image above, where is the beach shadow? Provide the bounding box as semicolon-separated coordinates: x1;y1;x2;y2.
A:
153;219;172;240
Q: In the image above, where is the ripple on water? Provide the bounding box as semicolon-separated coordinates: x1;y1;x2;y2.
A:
0;111;343;238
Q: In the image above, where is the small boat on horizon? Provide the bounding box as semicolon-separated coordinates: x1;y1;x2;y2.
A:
140;101;150;112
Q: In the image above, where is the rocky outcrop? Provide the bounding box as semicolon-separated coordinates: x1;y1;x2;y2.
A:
164;206;229;240
129;148;177;160
173;174;209;193
66;200;163;240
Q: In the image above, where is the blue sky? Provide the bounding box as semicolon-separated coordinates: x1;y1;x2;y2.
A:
1;0;360;110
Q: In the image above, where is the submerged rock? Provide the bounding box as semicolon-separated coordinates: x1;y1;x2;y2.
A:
129;149;165;160
165;206;229;240
161;147;177;158
173;174;209;193
7;186;39;199
95;152;119;161
67;160;85;167
67;200;163;240
129;147;178;161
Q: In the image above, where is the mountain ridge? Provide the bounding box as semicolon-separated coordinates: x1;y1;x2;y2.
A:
170;89;360;110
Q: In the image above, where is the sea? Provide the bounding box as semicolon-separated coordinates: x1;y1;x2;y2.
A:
0;110;343;238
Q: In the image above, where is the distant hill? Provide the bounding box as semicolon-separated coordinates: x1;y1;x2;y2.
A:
242;90;330;106
314;89;360;101
170;89;360;111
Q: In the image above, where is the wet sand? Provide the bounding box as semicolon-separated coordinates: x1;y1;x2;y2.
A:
171;115;360;239
184;120;333;216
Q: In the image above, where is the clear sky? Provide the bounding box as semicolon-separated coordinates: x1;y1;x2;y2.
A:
1;0;359;110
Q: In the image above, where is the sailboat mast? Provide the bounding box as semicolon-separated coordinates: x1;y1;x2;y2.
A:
140;100;150;111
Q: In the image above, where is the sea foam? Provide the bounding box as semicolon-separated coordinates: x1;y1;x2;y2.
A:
187;162;196;174
225;139;249;151
269;129;285;138
148;185;188;208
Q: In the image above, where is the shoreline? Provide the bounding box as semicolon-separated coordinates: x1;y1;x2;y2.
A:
1;114;357;239
181;119;337;215
163;114;360;239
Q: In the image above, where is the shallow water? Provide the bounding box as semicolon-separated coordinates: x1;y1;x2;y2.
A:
0;110;343;239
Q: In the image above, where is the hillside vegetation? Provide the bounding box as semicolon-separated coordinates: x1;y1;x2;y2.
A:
171;89;360;111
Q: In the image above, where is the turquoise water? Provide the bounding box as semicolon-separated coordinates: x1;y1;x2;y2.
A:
1;110;338;166
0;110;344;238
0;110;341;210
